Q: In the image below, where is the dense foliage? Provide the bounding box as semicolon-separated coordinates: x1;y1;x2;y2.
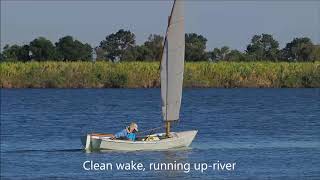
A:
1;61;319;88
1;36;92;61
1;30;319;62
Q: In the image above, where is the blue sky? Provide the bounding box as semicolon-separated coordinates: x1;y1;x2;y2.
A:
1;0;319;51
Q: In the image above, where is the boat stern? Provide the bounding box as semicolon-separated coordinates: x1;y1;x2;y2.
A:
81;134;102;151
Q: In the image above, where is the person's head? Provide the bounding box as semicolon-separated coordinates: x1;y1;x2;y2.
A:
128;122;138;133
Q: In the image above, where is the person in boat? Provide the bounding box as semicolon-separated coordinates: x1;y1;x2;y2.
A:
112;122;138;141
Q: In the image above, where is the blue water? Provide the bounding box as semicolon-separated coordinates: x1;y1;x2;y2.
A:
1;89;319;179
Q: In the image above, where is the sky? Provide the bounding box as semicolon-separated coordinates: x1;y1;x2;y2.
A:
1;0;320;51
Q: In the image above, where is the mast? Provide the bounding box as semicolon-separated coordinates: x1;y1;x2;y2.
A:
165;0;175;138
160;0;185;138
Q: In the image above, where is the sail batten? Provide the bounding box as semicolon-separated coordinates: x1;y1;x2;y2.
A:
161;0;185;121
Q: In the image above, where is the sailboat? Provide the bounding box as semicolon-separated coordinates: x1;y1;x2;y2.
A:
82;0;197;151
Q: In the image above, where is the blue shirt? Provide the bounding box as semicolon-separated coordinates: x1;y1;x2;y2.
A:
114;129;128;138
114;129;136;141
126;133;136;141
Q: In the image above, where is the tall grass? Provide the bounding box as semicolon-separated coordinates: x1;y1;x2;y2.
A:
1;61;319;88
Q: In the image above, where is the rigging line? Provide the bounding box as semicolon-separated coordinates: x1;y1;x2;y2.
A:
166;39;169;122
135;126;165;135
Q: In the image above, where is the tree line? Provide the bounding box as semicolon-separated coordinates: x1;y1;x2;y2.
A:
1;29;319;62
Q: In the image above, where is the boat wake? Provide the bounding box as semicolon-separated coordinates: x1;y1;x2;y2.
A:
1;148;83;153
192;141;320;150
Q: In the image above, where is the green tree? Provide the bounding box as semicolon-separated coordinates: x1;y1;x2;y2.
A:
29;37;56;61
209;48;218;61
185;33;208;61
2;44;30;61
246;33;279;61
311;45;320;61
143;34;164;61
2;44;20;60
124;34;164;61
121;46;140;61
18;45;31;61
55;36;92;61
226;50;246;61
208;46;231;61
99;29;136;62
209;48;221;61
121;45;156;61
0;52;3;61
220;46;230;60
280;37;314;62
94;47;106;61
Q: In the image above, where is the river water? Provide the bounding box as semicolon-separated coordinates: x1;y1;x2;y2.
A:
1;89;319;179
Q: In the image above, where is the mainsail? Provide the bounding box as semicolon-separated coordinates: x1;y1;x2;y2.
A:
161;0;185;121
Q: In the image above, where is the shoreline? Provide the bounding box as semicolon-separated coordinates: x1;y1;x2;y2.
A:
1;61;319;88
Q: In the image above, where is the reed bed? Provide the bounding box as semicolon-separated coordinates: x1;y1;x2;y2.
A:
1;61;319;88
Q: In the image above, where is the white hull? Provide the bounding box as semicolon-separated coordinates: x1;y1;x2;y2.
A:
82;130;197;151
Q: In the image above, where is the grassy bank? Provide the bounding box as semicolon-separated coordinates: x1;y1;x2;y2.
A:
1;61;319;88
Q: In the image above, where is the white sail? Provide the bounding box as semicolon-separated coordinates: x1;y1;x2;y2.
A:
161;0;185;121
